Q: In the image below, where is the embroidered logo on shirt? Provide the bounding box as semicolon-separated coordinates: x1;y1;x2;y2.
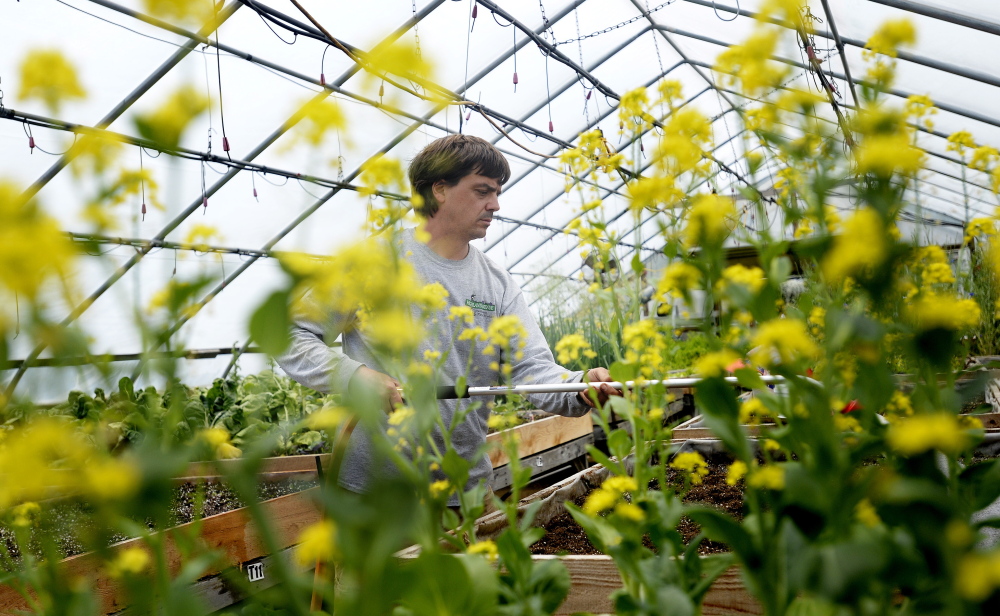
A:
465;294;496;312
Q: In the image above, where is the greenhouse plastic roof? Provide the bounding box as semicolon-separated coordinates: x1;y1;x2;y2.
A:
3;0;1000;399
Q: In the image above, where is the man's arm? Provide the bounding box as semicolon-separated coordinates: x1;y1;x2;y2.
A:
275;299;403;411
504;292;619;417
275;310;365;394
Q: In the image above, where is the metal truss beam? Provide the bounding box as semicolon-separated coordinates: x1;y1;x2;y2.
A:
4;2;443;396
866;0;1000;37
17;1;241;206
125;0;593;378
679;0;1000;92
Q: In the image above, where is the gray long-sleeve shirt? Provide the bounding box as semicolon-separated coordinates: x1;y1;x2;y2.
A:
276;229;588;498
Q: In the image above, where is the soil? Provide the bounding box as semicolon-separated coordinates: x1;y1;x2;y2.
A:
0;478;318;562
529;460;743;557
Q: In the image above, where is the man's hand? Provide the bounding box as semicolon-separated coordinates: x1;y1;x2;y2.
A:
578;367;623;408
349;365;403;414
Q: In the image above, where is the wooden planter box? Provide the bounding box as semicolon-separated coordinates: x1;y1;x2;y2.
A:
0;488;322;615
474;462;762;616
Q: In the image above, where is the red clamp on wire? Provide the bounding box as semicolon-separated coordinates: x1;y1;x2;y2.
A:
548;120;554;133
320;73;326;86
841;400;862;414
472;3;477;18
28;135;35;153
253;187;258;198
465;110;471;121
805;45;816;61
512;72;518;85
203;196;208;210
223;137;230;152
141;203;146;219
586;90;592;100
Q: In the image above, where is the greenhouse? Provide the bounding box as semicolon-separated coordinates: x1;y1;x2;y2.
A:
3;0;1000;614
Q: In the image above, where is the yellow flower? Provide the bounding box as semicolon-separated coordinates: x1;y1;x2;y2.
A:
0;180;77;301
749;319;819;368
971;146;1000;172
833;414;862;433
287;97;346;147
487;413;519;431
946;130;977;154
670;452;709;485
143;0;214;24
18;49;86;112
133;84;209;150
83;457;140;501
884;390;913;416
583;475;637;515
718;264;766;295
614;503;645;522
555;333;597;365
106;547;151;579
182;223;222;252
415;282;449;312
10;502;41;528
693;349;741;378
683;193;736;248
429;480;452;498
487;315;528;349
467;540;499;561
359;156;408;197
822;208;887;282
448;305;475;325
618;86;652;130
887;413;973;456
855;499;881;527
715;31;789;96
726;460;748;486
656;261;701;301
458;326;487;342
200;428;242;459
363;40;434;92
907;293;981;331
965;217;997;245
855;134;924;177
622;319;667;377
865;19;916;57
305;406;348;431
628;176;684;212
738;397;773;425
955;551;1000;601
294;519;337;566
747;465;785;490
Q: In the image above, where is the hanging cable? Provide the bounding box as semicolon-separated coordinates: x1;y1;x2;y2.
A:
214;2;232;160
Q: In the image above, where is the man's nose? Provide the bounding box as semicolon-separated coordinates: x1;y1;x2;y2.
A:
486;195;500;211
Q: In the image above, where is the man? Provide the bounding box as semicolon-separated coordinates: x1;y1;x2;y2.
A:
277;134;620;501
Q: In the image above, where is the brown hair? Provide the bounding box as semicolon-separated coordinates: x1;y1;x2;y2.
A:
408;134;511;217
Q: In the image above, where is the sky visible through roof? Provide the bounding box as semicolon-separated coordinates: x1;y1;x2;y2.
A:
2;0;999;398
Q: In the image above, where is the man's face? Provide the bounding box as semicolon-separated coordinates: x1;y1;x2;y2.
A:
431;173;502;242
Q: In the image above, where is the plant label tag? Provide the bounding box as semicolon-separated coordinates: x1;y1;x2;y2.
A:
247;562;265;582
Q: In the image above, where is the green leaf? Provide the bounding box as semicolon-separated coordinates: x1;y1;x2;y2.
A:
686;506;757;564
586;446;626;476
960;459;1000;510
455;376;467;398
249;290;291;356
769;256;792;285
609;361;637;385
607;429;633;461
734;367;766;390
693;378;750;461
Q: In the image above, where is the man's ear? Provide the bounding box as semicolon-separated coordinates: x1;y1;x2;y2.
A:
431;181;448;207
